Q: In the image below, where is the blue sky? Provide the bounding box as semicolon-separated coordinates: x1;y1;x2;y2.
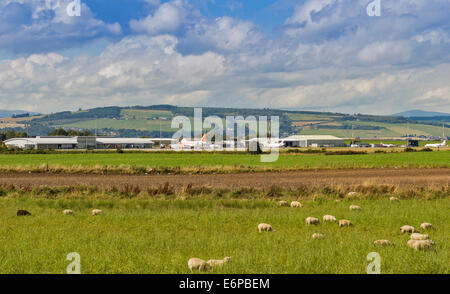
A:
0;0;449;114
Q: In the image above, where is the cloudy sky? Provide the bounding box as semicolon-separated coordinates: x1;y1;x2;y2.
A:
0;0;449;114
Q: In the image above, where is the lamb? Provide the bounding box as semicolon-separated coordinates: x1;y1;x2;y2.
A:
312;233;325;239
63;210;74;215
278;201;289;207
91;209;103;216
17;210;31;216
349;205;362;211
258;223;273;232
290;201;302;208
410;233;429;240
400;225;418;234
407;239;435;251
420;223;434;230
305;217;320;225
373;240;394;246
389;197;399;202
338;219;353;227
347;192;358;197
207;257;232;267
188;258;211;272
323;215;337;222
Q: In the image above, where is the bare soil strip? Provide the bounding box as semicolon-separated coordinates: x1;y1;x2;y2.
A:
1;168;449;189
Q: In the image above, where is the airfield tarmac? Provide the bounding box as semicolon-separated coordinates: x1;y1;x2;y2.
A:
1;168;449;190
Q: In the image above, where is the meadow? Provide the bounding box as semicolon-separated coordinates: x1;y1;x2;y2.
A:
0;197;447;274
0;150;449;174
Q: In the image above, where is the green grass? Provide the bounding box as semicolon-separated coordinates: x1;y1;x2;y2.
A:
0;151;448;172
0;198;447;274
60;118;174;132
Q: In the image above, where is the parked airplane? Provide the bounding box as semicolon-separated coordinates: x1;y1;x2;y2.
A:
170;134;213;150
248;138;286;149
424;140;447;148
381;143;398;148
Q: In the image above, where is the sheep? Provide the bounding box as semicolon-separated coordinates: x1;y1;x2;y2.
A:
188;258;211;272
258;223;273;232
410;233;429;240
420;223;434;230
207;257;232;267
407;239;435;251
338;219;353;227
323;215;337;222
17;210;31;216
290;201;302;208
312;233;325;240
347;192;358;197
278;201;289;207
91;209;103;216
349;205;362;211
305;217;320;225
389;197;399;202
400;225;418;234
373;240;394;246
63;210;74;215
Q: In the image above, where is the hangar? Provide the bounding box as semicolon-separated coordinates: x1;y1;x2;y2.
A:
283;135;345;147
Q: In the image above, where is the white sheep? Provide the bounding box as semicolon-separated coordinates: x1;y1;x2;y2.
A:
188;258;211;272
290;201;302;208
323;215;337;222
312;233;325;239
63;209;74;215
373;240;394;246
347;192;358;197
207;257;232;267
278;201;289;207
349;205;362;211
91;209;103;216
400;225;418;234
407;239;435;251
338;219;353;227
389;197;399;202
258;223;273;232
410;233;429;240
305;217;320;225
420;223;434;230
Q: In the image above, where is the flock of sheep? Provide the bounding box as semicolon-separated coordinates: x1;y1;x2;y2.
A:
17;209;104;216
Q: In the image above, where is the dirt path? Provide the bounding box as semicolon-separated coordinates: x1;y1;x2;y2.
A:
0;168;449;189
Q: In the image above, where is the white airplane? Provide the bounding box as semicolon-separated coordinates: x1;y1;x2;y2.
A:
170;134;212;150
381;143;398;148
425;140;447;148
248;138;286;149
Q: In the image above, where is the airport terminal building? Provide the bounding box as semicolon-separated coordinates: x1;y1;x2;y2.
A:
4;136;154;150
283;135;345;147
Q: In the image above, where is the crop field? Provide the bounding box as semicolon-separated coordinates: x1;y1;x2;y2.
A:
0;151;449;174
0;196;448;274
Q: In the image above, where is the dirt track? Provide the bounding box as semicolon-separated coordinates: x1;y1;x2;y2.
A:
0;168;449;189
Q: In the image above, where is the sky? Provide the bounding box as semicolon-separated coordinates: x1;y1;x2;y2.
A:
0;0;449;115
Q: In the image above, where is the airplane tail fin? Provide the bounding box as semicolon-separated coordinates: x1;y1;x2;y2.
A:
201;133;207;142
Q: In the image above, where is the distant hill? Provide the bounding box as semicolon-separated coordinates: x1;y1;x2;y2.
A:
393;110;450;117
0;109;32;118
1;105;448;139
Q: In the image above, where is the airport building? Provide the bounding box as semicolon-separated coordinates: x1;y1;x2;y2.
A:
4;136;154;150
282;135;345;147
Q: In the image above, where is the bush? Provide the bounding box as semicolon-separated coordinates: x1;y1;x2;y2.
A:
116;148;124;153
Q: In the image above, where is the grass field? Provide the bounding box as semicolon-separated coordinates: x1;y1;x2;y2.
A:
0;151;448;174
0;197;447;274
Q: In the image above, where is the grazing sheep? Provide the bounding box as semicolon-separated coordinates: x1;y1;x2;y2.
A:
410;233;429;240
188;258;211;272
389;197;399;202
305;217;320;225
278;201;289;207
63;210;74;215
207;257;232;267
347;192;358;197
407;239;435;251
373;240;394;246
258;223;273;232
91;209;103;216
323;215;337;222
400;225;418;234
420;223;434;230
17;210;31;216
312;233;325;240
290;201;302;208
349;205;362;211
338;219;353;227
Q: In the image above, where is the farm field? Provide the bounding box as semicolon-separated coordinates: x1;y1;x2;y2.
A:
0;151;449;174
0;197;447;274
